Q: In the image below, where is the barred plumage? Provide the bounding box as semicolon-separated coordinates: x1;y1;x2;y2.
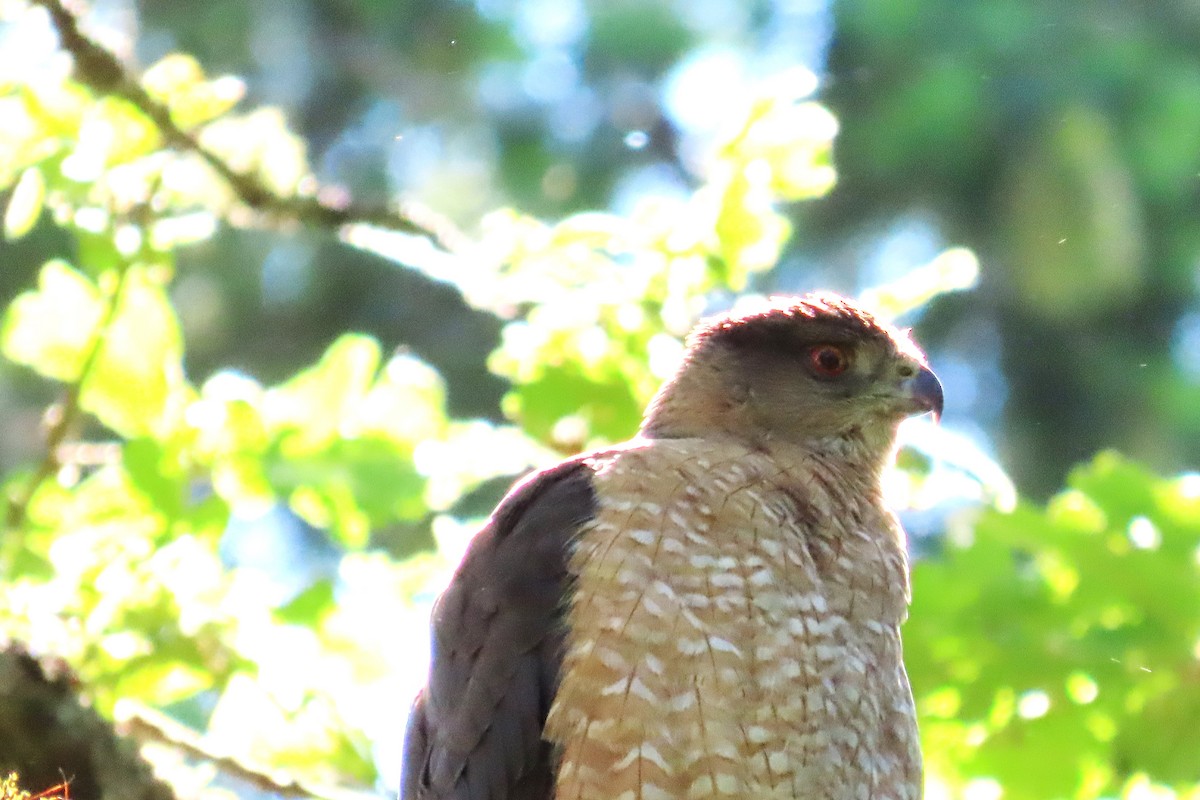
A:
403;293;941;800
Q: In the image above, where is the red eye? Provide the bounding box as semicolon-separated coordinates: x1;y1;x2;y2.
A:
809;344;850;377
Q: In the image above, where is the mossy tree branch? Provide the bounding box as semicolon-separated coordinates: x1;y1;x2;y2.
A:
29;0;468;253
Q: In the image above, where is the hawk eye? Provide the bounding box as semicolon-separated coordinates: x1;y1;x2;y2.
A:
808;344;850;377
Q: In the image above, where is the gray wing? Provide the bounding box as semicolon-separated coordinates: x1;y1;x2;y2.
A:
401;459;597;800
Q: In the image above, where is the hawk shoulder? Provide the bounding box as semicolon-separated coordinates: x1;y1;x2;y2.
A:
402;457;599;800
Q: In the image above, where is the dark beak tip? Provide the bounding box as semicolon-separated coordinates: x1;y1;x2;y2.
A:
914;366;944;422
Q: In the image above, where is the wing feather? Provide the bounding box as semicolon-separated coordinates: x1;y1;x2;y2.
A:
402;459;597;800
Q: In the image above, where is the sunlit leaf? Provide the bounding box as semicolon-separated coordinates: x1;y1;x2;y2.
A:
142;53;245;130
0;97;40;186
149;211;219;250
73;227;124;276
3;166;44;239
123;437;186;520
141;53;208;101
274;579;335;626
81;265;187;438
268;436;426;550
355;353;449;443
859;247;980;320
713;166;791;276
61;98;160;181
1114;678;1200;782
503;361;642;446
0;259;104;381
265;333;381;450
113;658;213;706
199;108;310;198
909;452;1200;797
5;542;53;582
330;437;428;523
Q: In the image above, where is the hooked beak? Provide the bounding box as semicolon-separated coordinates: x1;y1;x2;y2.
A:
906;366;944;421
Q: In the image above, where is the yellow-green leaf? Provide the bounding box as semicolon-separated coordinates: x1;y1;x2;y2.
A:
1;259;104;381
142;53;245;130
264;334;382;450
81;265;187;438
142;53;208;103
4;166;45;239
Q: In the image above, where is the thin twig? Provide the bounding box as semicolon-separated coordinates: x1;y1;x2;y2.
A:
119;704;372;800
4;259;131;533
3;390;74;531
28;0;469;253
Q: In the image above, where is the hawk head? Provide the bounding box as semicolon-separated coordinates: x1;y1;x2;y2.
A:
641;293;943;457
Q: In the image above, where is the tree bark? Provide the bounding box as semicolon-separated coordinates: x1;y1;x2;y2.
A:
0;642;174;800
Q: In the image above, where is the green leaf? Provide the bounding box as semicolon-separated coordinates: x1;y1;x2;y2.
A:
504;361;643;445
274;579;336;626
82;265;187;438
322;727;378;785
1068;451;1160;529
142;53;245;130
266;436;427;549
330;437;427;523
0;259;105;381
88;97;162;166
908;452;1200;797
969;705;1097;799
0;261;187;439
176;487;231;543
3;166;45;239
6;541;54;582
251;345;450;547
123;437;186;519
142;53;209;102
714;167;791;276
199;108;310;197
1114;684;1200;782
113;657;213;707
265;334;382;449
75;228;125;277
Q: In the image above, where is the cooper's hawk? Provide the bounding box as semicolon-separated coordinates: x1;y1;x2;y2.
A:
402;293;942;800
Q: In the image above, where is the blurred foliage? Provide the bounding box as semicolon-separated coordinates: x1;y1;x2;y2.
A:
818;0;1200;494
908;453;1200;799
0;2;1196;800
431;74;837;449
